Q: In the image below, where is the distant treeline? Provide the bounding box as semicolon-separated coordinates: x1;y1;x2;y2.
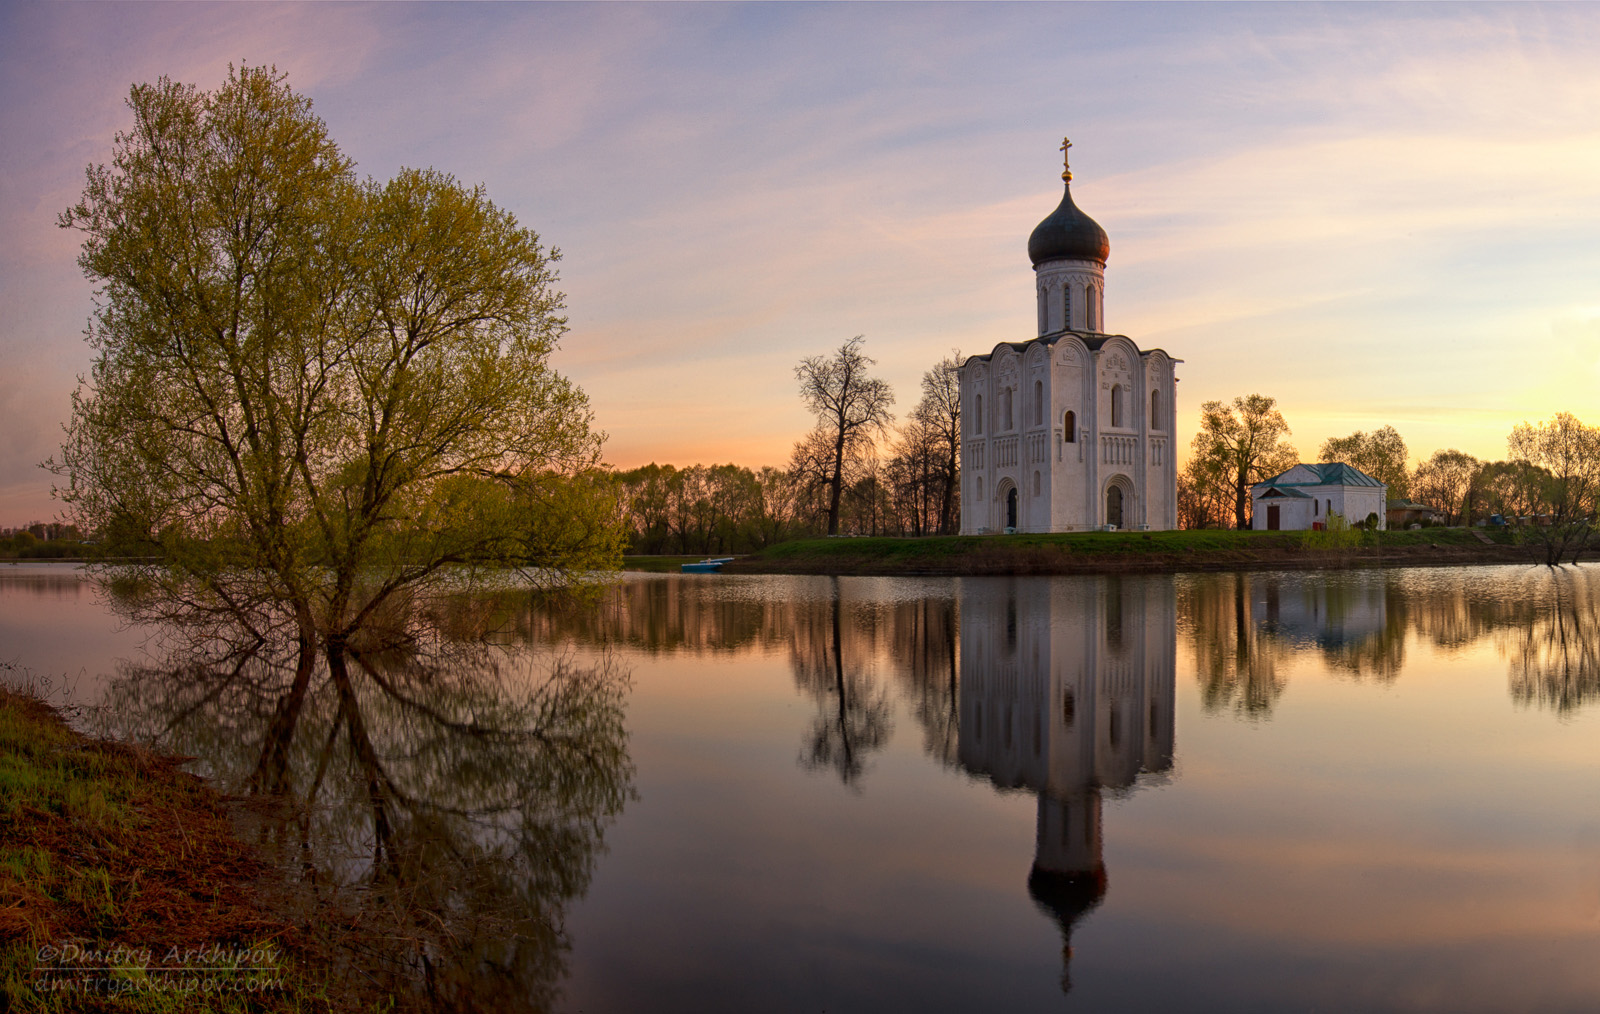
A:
616;454;959;556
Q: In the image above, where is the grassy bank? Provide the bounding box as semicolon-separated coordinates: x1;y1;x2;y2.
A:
0;682;352;1013
725;526;1534;576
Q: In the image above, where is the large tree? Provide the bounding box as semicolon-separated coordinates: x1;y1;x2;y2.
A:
791;336;895;535
52;67;620;690
910;352;962;535
1412;449;1481;525
1319;425;1411;499
1506;413;1600;565
1186;395;1298;529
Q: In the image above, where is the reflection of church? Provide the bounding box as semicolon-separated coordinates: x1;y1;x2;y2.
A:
960;141;1180;533
957;576;1175;993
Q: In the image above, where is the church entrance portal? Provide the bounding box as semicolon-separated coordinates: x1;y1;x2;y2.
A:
1106;486;1123;529
1006;488;1018;530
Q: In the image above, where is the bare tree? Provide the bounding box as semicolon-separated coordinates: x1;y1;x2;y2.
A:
792;336;895;535
912;353;963;534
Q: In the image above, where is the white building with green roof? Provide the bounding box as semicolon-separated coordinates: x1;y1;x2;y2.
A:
959;141;1180;534
1251;462;1388;531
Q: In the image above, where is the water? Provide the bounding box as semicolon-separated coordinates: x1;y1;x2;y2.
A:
3;562;1597;1012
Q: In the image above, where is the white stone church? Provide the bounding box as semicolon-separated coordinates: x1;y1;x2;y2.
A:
960;143;1179;534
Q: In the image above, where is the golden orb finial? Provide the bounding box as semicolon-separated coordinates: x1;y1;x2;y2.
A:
1060;137;1073;183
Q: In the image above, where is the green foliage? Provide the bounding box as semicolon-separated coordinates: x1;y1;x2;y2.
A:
1503;412;1600;564
1319;425;1410;498
51;66;621;648
1300;511;1363;550
1186;394;1298;529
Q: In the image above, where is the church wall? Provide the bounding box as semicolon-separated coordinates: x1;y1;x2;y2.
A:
962;336;1180;534
1049;339;1092;531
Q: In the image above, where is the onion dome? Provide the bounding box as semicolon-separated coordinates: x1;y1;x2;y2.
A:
1027;138;1109;267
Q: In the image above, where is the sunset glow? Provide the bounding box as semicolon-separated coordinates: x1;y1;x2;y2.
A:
3;2;1597;521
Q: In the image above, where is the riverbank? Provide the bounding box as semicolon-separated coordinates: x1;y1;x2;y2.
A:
698;527;1549;576
0;683;358;1013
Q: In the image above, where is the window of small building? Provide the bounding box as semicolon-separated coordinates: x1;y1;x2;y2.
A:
1064;409;1076;442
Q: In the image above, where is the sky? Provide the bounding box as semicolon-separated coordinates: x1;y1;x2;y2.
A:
2;1;1598;524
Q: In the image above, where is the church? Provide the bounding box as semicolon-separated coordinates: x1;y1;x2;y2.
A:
960;142;1179;534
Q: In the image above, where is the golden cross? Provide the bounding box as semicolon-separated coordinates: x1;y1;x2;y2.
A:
1060;137;1073;183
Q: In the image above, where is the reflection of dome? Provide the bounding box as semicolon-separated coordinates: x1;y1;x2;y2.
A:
1027;862;1108;994
1027;184;1110;267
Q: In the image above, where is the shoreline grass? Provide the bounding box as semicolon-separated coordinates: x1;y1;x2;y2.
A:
723;526;1538;576
0;678;357;1013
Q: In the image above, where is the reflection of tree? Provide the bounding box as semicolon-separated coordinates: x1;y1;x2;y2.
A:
889;594;961;768
1505;570;1599;713
1183;567;1600;716
515;574;968;775
1182;573;1288;716
94;592;632;1013
1306;580;1408;683
789;579;892;787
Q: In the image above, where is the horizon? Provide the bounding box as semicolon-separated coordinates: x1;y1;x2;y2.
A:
3;2;1597;524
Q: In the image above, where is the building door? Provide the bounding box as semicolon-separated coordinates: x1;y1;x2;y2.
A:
1106;486;1123;529
1267;504;1280;530
1006;488;1018;529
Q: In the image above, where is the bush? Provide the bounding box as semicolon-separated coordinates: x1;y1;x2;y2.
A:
1301;511;1363;550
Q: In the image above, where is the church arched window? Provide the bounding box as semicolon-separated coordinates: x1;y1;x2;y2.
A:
1111;385;1123;427
1150;389;1161;430
1038;288;1048;334
1004;388;1014;430
975;394;983;434
1063;410;1076;443
1034;380;1043;426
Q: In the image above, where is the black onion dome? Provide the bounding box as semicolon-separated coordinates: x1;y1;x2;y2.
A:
1028;184;1110;267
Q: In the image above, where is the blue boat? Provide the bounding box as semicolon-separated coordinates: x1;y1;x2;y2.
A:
680;557;735;574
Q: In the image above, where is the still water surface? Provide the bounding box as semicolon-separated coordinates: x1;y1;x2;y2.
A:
2;562;1597;1012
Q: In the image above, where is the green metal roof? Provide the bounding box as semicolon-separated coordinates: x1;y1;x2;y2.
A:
1258;462;1385;489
